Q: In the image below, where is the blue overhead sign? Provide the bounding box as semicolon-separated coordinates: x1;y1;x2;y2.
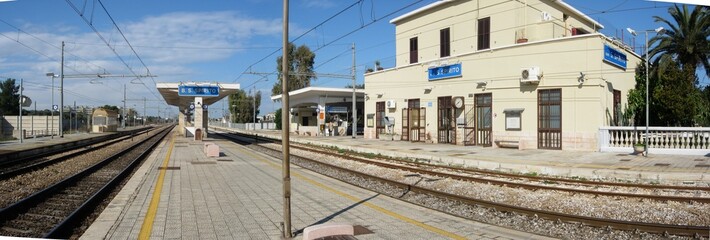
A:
603;45;627;69
178;85;220;97
428;63;462;81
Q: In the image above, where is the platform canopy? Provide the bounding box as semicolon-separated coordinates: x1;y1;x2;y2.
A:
157;82;240;111
270;86;364;107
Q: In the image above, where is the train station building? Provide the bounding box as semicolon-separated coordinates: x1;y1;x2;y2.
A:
271;87;365;136
364;0;641;151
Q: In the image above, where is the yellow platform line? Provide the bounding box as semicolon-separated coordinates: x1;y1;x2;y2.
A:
138;133;175;240
239;147;467;240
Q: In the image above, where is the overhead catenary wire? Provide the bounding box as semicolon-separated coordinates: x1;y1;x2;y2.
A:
239;0;425;94
232;0;365;84
0;18;107;74
64;0;162;102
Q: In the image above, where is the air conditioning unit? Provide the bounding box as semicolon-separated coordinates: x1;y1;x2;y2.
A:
520;67;541;84
386;100;396;109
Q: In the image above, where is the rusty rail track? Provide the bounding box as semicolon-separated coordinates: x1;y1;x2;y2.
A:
0;125;172;238
0;127;154;180
227;131;710;202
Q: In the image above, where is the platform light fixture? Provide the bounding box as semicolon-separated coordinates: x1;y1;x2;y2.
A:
626;26;665;157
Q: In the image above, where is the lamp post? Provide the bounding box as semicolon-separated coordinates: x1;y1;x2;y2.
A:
46;73;58;138
60;41;64;138
253;87;256;130
626;27;665;157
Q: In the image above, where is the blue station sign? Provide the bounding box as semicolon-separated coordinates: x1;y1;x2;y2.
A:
603;44;627;69
178;85;220;97
428;63;462;81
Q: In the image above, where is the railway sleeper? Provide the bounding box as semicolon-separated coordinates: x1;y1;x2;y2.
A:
0;226;33;235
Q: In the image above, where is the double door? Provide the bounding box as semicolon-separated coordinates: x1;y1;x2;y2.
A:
401;99;425;142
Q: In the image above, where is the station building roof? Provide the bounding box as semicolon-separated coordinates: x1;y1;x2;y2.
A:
389;0;604;29
156;82;240;110
270;86;365;107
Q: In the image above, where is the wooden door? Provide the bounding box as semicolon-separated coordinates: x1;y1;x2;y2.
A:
474;93;492;146
538;89;562;150
437;96;455;144
376;101;385;139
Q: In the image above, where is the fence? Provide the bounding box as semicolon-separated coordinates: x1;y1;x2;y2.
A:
599;126;710;155
210;122;276;130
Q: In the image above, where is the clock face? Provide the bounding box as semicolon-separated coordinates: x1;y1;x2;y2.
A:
454;97;463;108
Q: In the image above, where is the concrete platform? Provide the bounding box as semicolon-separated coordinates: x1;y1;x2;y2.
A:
82;129;552;239
0;126;150;151
211;126;710;184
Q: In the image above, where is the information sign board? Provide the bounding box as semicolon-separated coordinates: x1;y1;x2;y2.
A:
428;63;462;81
603;44;627;69
178;85;219;97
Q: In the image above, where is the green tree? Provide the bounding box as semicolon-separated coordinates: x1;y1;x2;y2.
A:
649;5;710;78
228;89;261;123
697;85;710;126
274;108;282;130
272;43;316;95
0;78;20;115
652;63;699;126
625;62;707;126
99;105;120;112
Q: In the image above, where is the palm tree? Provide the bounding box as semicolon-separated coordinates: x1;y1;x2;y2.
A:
649;5;710;79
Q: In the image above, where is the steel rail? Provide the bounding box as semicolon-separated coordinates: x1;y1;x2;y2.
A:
291;143;710;203
229;131;710;192
0;125;172;238
0;126;153;171
0;127;153;180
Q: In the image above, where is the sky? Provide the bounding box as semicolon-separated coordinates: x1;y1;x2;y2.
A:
0;0;704;119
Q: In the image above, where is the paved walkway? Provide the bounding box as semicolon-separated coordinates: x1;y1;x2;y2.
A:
82;130;553;239
212;126;710;184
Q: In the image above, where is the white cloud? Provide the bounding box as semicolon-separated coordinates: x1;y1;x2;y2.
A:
121;11;282;64
0;11;285;112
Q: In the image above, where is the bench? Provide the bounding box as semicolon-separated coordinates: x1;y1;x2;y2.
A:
494;140;520;149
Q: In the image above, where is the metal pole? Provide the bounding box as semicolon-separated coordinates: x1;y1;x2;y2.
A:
60;41;64;138
281;0;292;237
143;97;146;126
69;102;72;134
32;101;35;137
51;75;54;138
122;84;126;129
73;101;77;134
351;43;356;139
253;86;256;131
19;78;23;143
644;31;649;157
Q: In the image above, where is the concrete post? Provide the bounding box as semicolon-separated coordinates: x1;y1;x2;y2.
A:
178;110;186;136
194;97;204;140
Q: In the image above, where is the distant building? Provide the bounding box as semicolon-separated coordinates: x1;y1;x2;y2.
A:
364;0;640;150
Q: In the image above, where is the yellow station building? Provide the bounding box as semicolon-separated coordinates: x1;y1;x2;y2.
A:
364;0;642;150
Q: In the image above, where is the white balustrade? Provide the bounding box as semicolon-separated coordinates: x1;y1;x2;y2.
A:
599;126;710;155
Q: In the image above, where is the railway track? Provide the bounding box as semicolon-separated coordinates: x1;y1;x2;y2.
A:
230;131;710;202
0;125;172;238
0;127;152;173
0;128;153;180
216;131;710;238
